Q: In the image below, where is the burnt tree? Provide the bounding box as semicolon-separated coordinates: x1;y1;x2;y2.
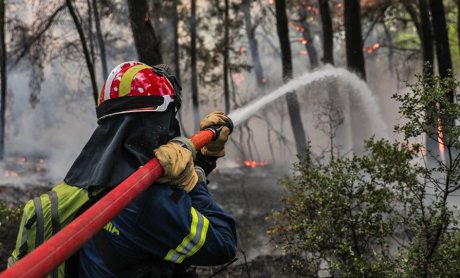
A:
318;0;334;65
344;0;366;80
242;0;265;89
275;0;308;159
429;0;453;87
92;0;108;78
297;4;319;69
419;0;434;75
66;0;99;105
0;0;5;159
190;0;200;130
127;0;163;66
223;0;230;113
173;0;181;83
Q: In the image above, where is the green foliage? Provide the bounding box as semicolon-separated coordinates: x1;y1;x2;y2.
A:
0;202;22;270
269;73;460;277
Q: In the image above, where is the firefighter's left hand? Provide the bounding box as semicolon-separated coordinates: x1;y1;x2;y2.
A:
200;111;230;157
154;142;198;192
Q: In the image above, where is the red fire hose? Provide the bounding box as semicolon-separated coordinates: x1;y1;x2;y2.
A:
0;121;232;278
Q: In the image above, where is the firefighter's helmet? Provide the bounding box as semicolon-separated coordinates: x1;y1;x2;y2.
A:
96;61;182;122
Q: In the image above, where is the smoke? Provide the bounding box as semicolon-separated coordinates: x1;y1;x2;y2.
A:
4;63;97;184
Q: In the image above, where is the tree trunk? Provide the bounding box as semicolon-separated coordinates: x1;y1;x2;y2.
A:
173;0;181;83
419;0;434;75
86;0;95;65
429;0;455;163
275;0;308;159
0;0;6;160
344;0;368;154
127;0;163;66
67;0;99;105
458;0;460;63
318;0;334;65
242;0;265;89
298;5;319;69
190;0;200;131
417;0;437;162
429;0;453;87
344;0;366;80
223;0;230;113
92;0;108;79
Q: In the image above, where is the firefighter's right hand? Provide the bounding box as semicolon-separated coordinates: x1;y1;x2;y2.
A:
154;142;198;192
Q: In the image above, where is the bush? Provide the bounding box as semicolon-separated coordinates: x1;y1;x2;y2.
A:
269;73;460;277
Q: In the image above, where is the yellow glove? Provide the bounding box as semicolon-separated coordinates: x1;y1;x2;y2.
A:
154;142;198;192
199;112;230;157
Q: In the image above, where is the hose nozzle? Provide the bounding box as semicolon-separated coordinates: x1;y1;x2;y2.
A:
206;117;234;140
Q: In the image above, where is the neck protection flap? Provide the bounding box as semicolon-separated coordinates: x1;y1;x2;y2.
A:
64;110;180;189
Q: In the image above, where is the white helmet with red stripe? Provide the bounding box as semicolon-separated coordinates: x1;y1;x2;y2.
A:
96;61;181;122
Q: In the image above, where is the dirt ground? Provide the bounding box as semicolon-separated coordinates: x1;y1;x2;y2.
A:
0;159;293;277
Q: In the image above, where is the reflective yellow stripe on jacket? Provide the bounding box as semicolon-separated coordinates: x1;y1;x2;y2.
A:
164;207;209;263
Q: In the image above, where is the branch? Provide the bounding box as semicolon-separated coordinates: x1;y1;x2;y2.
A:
12;3;66;66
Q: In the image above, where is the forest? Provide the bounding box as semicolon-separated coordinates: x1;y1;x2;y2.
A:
1;0;460;277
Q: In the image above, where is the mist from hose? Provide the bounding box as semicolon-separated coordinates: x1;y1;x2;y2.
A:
228;66;388;139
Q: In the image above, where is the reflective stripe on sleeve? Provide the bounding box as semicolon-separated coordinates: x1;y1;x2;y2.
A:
164;207;209;263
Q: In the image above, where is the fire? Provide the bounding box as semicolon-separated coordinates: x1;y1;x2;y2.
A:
365;43;381;54
4;170;19;178
233;73;245;87
239;47;247;54
438;117;445;156
243;160;269;168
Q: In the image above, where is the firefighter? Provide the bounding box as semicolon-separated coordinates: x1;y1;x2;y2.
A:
64;61;236;277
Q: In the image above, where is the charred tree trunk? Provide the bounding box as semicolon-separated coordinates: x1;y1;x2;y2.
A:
298;5;319;69
458;0;460;62
66;0;99;105
429;0;453;87
127;0;163;66
173;0;181;83
419;0;434;75
173;0;188;136
344;0;366;80
344;0;368;154
223;0;230;113
0;0;6;160
190;0;200;131
86;0;95;64
429;0;455;163
275;0;308;160
417;0;437;161
318;0;334;65
92;0;108;78
242;0;265;89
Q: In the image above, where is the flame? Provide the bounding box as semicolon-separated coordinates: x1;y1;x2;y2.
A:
365;43;381;54
239;47;247;54
243;160;269;168
438;117;445;156
233;73;245;87
4;170;19;178
337;2;343;8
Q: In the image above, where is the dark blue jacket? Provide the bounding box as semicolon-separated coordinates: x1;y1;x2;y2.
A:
78;180;237;277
